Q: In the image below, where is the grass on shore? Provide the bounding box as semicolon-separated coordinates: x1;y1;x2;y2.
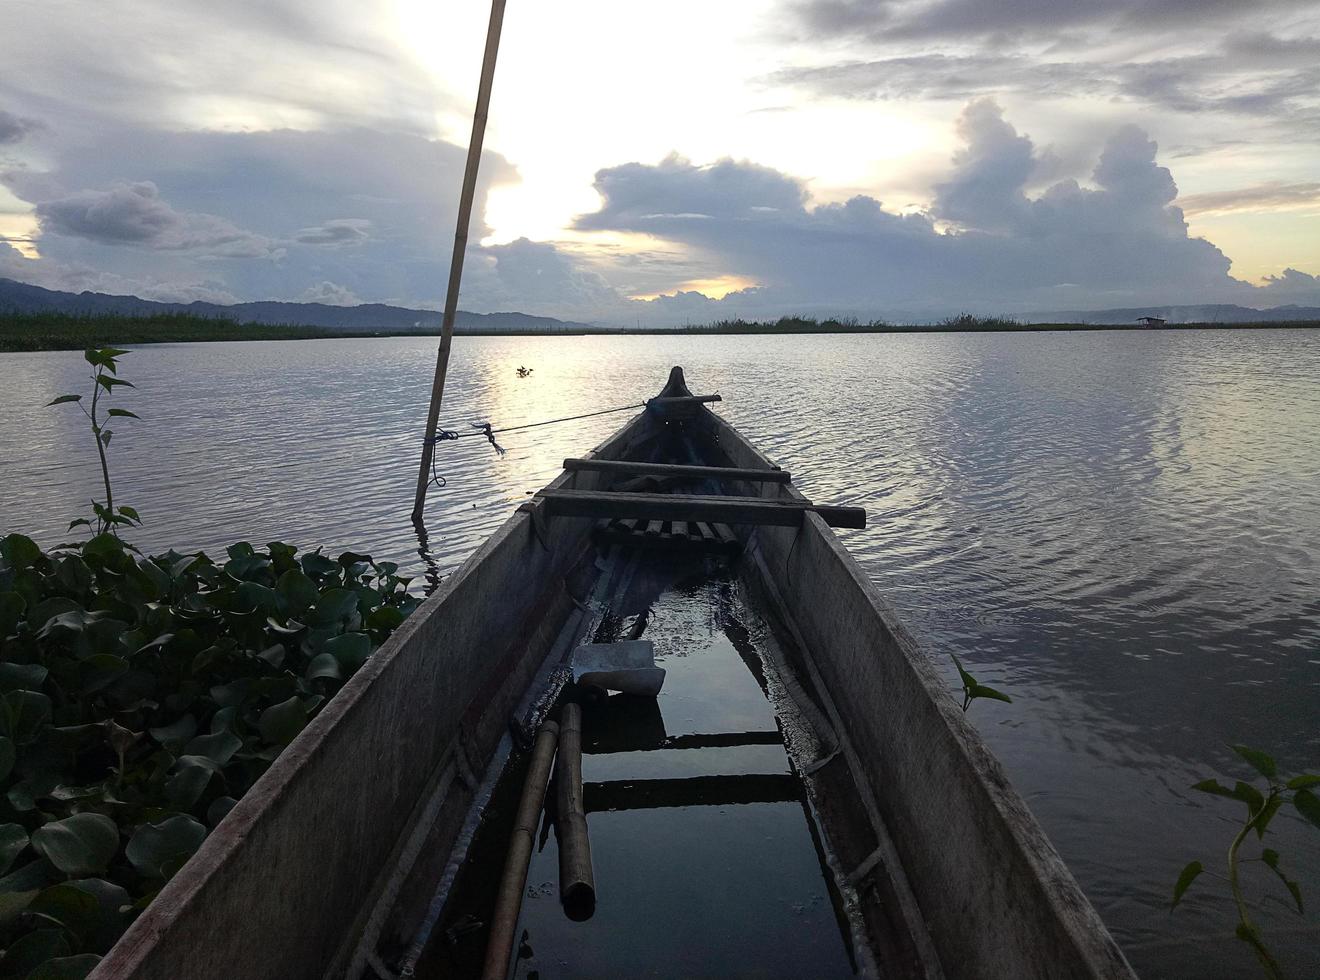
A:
0;311;372;351
3;310;1317;352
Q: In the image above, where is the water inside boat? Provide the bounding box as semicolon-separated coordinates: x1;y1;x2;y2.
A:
414;552;865;978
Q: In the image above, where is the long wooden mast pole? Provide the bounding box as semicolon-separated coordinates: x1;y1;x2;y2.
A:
412;0;509;522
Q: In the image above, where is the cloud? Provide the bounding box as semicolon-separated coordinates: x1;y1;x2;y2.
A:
786;0;1314;43
293;218;372;246
2;125;516;305
34;181;277;257
769;37;1320;131
1178;182;1320;216
0;109;41;145
566;100;1246;317
0;241;241;303
298;281;361;305
1256;268;1320;304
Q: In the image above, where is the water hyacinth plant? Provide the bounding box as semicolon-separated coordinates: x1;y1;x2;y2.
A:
0;533;420;976
0;347;423;976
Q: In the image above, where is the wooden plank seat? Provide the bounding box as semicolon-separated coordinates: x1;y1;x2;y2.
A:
564;458;792;484
538;488;866;529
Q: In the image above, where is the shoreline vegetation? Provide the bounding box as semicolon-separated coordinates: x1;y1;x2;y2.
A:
2;309;1317;352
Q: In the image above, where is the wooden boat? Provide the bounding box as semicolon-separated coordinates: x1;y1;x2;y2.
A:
95;367;1134;980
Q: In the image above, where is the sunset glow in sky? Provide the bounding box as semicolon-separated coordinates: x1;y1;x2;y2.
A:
2;0;1318;323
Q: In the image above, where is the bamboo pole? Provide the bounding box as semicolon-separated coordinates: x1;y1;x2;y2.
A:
481;720;558;980
555;703;596;919
412;0;509;523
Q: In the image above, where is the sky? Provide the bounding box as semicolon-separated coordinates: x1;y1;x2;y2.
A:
1;0;1318;324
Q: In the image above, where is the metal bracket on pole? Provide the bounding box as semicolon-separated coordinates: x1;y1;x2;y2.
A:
412;0;509;523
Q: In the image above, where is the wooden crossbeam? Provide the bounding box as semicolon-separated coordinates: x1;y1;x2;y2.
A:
536;489;865;529
564;458;791;484
647;394;721;407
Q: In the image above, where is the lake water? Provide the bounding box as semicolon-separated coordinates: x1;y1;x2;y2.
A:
2;330;1318;978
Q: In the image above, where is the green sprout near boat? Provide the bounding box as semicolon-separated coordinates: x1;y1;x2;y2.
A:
951;654;1012;713
1171;745;1320;979
46;347;142;537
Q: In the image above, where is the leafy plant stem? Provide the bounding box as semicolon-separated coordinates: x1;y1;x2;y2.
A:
1228;796;1285;980
89;365;114;531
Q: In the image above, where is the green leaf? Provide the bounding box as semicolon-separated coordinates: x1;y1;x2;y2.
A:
950;653;977;689
366;605;405;631
1295;788;1320;830
66;519;91;532
306;588;359;627
117;504;141;521
304;652;342;682
1261;849;1304;914
275;569;319;614
0;857;55;895
182;731;242;766
0;591;24;637
0;736;14;782
28;882;100;944
324;632;371;673
0;662;48;692
126;814;206;879
94;374;134;390
1253;792;1283;840
24;953;102;980
1;533;42;569
1230;744;1277;780
1286;774;1320;790
0;823;29;876
164;756;219;810
106;408;139;419
258;696;307;746
1;689;53;744
1171;860;1202;908
968;683;1012;704
46;394;83;406
1;929;72;978
149;714;197;747
80;654;129;694
1232;780;1265;817
98;429;112;447
1191;778;1239;800
30;813;119;876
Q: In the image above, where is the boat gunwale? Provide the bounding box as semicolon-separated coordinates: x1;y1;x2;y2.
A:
665;368;1133;979
91;396;659;980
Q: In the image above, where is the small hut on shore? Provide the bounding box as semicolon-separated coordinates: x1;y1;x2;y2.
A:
1137;316;1167;327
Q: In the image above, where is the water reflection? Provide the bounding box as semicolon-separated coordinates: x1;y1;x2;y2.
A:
2;330;1319;977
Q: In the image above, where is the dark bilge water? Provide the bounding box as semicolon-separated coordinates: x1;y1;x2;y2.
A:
2;330;1318;977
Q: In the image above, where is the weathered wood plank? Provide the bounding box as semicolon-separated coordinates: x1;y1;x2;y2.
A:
563;458;791;484
538;489;866;529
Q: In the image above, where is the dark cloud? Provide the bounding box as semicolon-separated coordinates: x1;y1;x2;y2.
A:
770;40;1320;129
576;154;807;231
293;218;371;246
788;0;1311;42
34;181;277;257
4;126;516;306
470;238;620;311
0;109;41;144
1257;268;1320;303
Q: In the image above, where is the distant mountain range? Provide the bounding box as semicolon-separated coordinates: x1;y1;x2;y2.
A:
0;278;593;334
1024;304;1320;324
3;277;1318;331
